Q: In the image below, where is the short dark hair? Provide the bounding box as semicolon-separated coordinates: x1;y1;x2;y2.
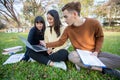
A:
62;2;81;16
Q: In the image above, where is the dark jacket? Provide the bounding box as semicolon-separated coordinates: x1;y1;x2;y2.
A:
28;27;44;45
24;27;44;61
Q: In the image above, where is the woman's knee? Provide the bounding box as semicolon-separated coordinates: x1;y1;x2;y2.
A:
58;49;69;56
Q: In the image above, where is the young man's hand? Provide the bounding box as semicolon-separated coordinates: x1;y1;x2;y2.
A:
91;52;98;56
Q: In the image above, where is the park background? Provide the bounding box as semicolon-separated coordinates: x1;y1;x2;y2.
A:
0;0;120;80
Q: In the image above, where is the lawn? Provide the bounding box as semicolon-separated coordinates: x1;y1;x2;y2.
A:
0;32;120;80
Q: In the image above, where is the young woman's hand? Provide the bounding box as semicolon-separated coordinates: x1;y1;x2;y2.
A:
39;40;46;47
47;48;52;55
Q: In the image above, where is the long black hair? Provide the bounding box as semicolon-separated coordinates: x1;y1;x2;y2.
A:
47;10;62;37
34;16;46;35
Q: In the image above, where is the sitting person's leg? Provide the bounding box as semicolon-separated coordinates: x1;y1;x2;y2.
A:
98;52;120;69
68;51;86;68
48;49;69;71
98;52;120;78
28;49;68;71
48;49;68;62
68;51;102;71
28;50;50;65
21;47;30;61
69;51;120;78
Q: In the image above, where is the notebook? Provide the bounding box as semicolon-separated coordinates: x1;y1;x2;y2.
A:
3;53;24;65
76;49;106;68
19;36;47;52
3;53;35;65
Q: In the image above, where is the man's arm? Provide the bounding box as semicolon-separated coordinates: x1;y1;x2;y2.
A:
94;21;104;53
46;28;69;48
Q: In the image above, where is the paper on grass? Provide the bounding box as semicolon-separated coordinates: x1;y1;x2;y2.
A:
3;53;35;65
3;53;24;65
76;49;106;68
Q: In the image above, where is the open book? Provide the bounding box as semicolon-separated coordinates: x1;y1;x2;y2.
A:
19;36;48;52
3;53;24;65
3;53;35;65
76;49;106;68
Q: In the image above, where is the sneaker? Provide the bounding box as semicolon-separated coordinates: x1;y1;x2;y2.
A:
102;68;120;78
53;61;67;71
75;64;80;71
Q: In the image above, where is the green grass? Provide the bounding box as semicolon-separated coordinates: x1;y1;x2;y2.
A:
102;32;120;55
0;32;120;80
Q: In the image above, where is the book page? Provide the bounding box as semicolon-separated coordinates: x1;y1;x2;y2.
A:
3;53;24;65
76;49;106;68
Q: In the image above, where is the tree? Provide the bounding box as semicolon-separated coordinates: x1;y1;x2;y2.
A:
0;0;21;27
108;0;120;26
93;0;120;26
0;20;6;29
23;0;45;26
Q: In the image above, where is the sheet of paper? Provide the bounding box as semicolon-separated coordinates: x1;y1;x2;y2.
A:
3;53;24;65
76;49;106;68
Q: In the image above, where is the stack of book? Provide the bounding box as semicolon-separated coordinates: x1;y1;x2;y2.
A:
2;46;23;55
